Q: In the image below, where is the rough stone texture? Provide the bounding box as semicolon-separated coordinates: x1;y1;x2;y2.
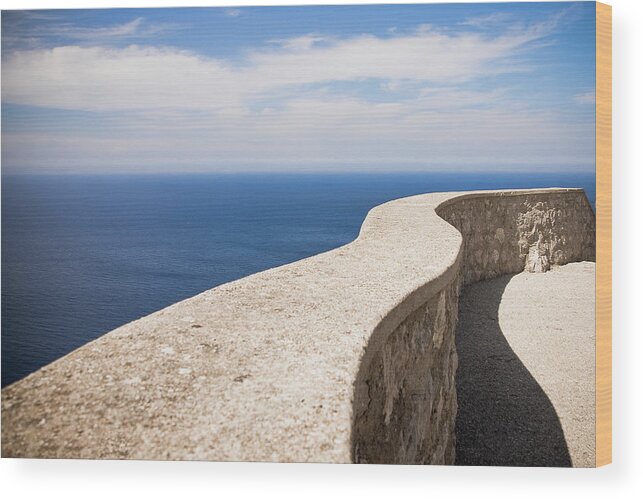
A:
1;188;595;464
352;275;459;464
437;191;595;284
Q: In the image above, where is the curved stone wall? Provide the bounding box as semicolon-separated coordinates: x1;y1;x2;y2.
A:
1;188;595;463
437;191;596;284
350;189;595;464
352;274;460;464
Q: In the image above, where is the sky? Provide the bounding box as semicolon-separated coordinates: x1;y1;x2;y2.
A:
1;2;596;174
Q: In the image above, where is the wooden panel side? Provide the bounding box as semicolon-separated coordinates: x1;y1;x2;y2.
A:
595;1;612;467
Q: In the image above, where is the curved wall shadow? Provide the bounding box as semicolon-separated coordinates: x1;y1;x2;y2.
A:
454;274;571;467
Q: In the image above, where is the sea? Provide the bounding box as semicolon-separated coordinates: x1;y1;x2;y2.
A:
1;172;595;386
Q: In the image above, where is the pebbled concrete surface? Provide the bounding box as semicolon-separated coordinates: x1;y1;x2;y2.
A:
455;262;596;467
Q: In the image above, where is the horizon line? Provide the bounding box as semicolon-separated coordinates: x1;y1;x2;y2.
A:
1;169;598;177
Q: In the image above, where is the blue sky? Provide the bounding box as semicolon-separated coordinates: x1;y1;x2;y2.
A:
1;2;596;173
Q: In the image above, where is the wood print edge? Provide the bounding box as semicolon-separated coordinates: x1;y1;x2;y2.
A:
595;0;612;467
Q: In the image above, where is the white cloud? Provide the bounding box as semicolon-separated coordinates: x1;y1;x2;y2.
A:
2;24;554;113
1;17;594;173
3;45;240;112
224;9;242;18
1;94;595;174
2;17;176;49
53;17;146;39
460;13;514;28
246;27;549;89
269;34;333;52
574;91;596;105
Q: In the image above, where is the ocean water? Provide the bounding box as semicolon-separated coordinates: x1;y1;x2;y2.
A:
1;172;595;386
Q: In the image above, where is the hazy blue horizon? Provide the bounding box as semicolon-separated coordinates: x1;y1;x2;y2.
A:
0;166;598;176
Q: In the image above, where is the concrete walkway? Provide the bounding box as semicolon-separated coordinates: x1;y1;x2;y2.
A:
455;262;596;467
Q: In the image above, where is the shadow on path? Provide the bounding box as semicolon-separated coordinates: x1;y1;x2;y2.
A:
455;274;571;467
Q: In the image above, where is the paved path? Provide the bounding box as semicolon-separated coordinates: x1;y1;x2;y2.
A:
455;262;596;467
